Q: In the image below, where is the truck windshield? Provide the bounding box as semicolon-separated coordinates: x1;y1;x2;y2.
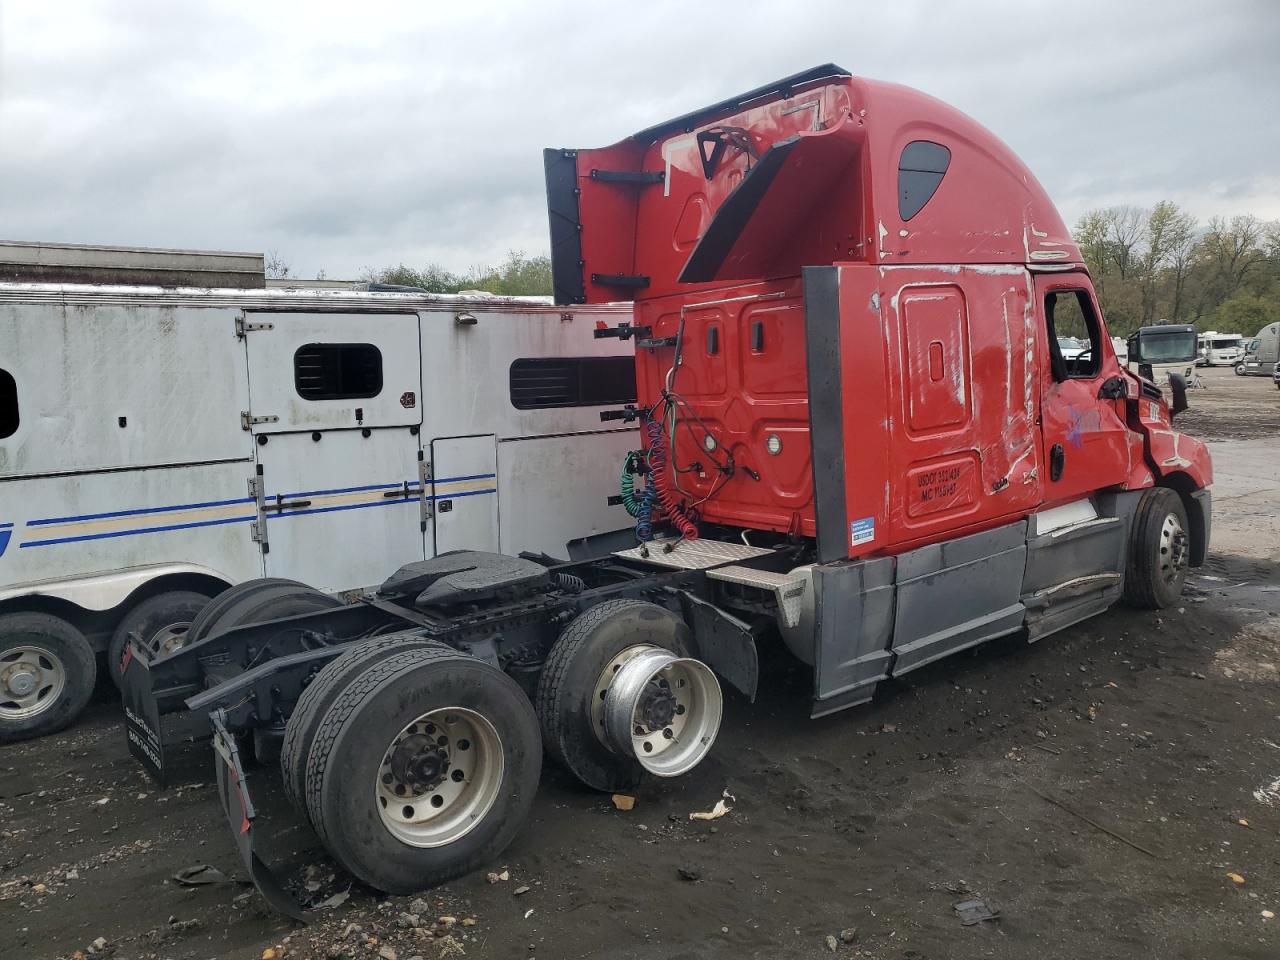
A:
1246;339;1260;355
1138;331;1197;362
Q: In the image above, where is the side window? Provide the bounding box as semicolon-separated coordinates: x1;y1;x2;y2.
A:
898;140;951;221
509;357;636;410
0;368;17;438
294;343;383;400
1044;290;1103;381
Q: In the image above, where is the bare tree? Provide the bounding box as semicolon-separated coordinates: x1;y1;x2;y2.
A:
264;250;293;280
1201;215;1267;297
1103;206;1146;280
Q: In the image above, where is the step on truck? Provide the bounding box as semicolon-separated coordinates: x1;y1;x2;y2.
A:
0;284;636;742
122;64;1212;917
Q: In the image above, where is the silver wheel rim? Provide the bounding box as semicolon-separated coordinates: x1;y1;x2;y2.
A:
147;622;191;658
594;644;723;778
0;645;67;721
1158;510;1189;587
375;707;504;848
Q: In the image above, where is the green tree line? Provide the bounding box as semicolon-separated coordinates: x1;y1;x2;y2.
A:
365;250;552;297
1075;204;1280;336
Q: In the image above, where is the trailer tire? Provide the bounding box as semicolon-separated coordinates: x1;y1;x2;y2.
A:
535;599;692;793
106;590;213;689
280;632;444;817
1122;487;1191;610
0;612;97;743
200;581;341;642
186;578;305;646
304;646;540;894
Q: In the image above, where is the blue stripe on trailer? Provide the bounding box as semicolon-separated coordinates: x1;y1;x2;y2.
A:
27;496;258;526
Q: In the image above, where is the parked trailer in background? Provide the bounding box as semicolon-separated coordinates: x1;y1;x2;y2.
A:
123;66;1212;917
0;283;636;741
1238;321;1280;376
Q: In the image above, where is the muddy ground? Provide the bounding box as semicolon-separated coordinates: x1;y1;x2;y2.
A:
3;366;1279;960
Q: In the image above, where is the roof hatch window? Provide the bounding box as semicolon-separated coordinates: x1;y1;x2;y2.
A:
898;140;951;221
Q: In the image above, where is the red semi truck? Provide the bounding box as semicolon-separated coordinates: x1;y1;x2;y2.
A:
124;65;1211;913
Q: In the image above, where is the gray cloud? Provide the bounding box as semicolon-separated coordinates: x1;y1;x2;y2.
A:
1;0;1277;278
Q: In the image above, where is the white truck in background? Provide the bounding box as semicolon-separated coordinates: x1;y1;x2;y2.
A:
0;282;635;741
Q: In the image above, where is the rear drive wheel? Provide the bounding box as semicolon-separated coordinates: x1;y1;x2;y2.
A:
199;581;341;641
185;578;304;646
535;599;722;793
1122;487;1191;609
107;590;214;689
280;632;443;817
0;613;97;743
303;646;540;894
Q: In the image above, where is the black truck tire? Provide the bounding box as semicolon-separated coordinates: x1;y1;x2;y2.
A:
186;578;304;646
280;632;443;817
0;612;97;743
107;590;213;689
535;599;692;793
303;646;541;894
1122;487;1191;609
200;582;341;642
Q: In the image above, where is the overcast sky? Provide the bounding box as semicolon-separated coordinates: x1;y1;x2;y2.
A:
1;1;1277;278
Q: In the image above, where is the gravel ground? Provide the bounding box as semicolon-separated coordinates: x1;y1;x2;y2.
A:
2;368;1279;960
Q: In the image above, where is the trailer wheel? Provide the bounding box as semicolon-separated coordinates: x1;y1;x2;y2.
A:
186;578;305;646
536;599;722;793
303;646;540;894
1122;487;1191;609
200;581;341;642
106;590;213;689
0;612;97;743
280;632;443;817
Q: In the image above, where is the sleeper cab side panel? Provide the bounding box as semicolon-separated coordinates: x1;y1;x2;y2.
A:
888;519;1027;675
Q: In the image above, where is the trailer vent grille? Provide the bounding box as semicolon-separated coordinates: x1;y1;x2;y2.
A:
294;343;383;400
509;356;636;410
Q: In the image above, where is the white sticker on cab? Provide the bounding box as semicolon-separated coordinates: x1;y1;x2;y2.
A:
851;516;875;546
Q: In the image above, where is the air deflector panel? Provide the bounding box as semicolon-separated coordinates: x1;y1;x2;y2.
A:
679;117;862;284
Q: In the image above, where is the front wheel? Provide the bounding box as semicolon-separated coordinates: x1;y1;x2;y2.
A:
1122;487;1191;609
1234;363;1246;376
303;646;540;894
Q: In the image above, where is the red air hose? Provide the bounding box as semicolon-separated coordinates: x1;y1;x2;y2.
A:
645;414;699;541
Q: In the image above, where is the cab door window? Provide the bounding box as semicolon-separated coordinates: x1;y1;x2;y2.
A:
1044;289;1102;380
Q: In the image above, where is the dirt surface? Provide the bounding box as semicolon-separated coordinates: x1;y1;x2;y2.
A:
4;372;1280;960
1177;364;1280;441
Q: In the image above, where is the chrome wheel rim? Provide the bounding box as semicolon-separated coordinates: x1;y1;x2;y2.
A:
595;644;723;778
0;645;66;721
375;707;504;848
1158;511;1189;588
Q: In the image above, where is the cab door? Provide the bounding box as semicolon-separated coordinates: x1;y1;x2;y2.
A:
241;311;428;592
1033;276;1132;506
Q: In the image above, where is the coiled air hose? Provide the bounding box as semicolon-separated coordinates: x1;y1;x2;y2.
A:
645;413;699;541
621;451;656;541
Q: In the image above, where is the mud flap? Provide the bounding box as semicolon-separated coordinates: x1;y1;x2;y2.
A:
122;642;166;784
211;710;311;923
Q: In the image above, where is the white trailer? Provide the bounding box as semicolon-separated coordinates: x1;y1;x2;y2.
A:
0;283;636;740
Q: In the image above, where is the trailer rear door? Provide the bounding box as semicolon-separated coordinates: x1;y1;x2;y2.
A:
241;312;427;592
